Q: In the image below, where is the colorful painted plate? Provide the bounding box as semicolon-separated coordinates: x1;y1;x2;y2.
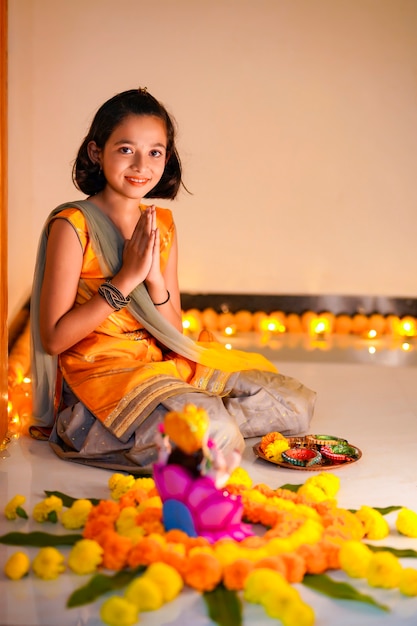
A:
253;440;362;471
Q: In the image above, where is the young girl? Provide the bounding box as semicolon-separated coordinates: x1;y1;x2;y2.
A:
30;88;315;472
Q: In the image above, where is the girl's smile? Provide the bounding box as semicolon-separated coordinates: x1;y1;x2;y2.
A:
92;114;168;201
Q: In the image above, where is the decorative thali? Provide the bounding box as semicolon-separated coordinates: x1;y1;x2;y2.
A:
253;433;362;471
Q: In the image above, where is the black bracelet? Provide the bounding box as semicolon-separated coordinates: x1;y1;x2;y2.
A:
98;280;131;311
152;290;170;306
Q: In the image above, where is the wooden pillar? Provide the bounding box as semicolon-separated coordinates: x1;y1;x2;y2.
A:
0;0;8;443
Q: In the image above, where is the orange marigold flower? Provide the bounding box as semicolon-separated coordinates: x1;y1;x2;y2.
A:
89;500;120;521
223;559;255;590
135;507;163;525
254;484;278;498
119;488;149;509
279;552;307;583
160;549;188;577
274;488;298;502
254;555;287;577
83;515;115;542
297;544;328;574
186;536;211;551
127;537;164;568
183;552;223;592
164;529;191;546
100;530;133;571
317;539;341;570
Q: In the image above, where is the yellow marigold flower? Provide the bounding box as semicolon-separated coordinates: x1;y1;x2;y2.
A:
144;561;184;601
294;504;320;521
164;403;209;454
263;439;290;462
297;483;330;504
61;499;93;529
134;476;155;492
338;540;373;578
396;508;417;538
32;495;63;523
355;506;389;540
304;472;340;499
400;568;417;596
4;551;30;580
280;600;315;626
32;547;66;580
100;596;139;626
68;539;103;575
188;545;215;558
214;541;244;566
116;507;139;533
243;489;267;504
289;518;323;549
263;581;315;626
125;576;164;610
244;568;287;604
4;495;27;520
268;496;296;512
266;537;293;556
226;466;253;488
366;551;403;589
139;495;162;510
108;474;136;500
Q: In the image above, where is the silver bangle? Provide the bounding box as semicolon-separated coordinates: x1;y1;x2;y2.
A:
98;280;131;311
152;290;170;306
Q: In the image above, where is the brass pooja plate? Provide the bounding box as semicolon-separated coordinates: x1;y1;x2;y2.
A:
253;437;362;471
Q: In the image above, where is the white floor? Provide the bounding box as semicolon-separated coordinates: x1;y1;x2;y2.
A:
1;335;417;626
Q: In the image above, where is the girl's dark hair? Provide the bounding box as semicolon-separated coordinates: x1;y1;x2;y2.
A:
73;89;183;199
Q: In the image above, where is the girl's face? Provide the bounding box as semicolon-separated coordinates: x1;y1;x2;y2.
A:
93;114;168;201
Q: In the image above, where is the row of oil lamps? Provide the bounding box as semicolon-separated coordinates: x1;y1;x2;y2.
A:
181;308;417;338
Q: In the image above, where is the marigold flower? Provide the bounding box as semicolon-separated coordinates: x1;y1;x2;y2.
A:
297;543;328;574
223;558;255;590
68;539;103;575
4;551;30;580
355;505;389;540
4;495;27;520
32;546;66;579
133;476;155;492
100;596;139;626
279;599;315;626
278;552;307;583
214;540;244;566
263;439;290;462
297;483;331;504
119;487;149;509
304;472;340;499
366;551;403;588
396;508;417;538
124;576;164;610
100;530;133;571
254;555;287;577
244;568;289;604
144;561;184;601
32;495;63;523
127;537;164;568
61;499;93;529
183;552;223;591
164;403;209;454
262;584;308;622
265;537;294;556
400;568;417;596
108;473;136;500
338;540;373;578
225;466;253;488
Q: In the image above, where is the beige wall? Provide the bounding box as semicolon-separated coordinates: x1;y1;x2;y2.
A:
7;0;417;321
